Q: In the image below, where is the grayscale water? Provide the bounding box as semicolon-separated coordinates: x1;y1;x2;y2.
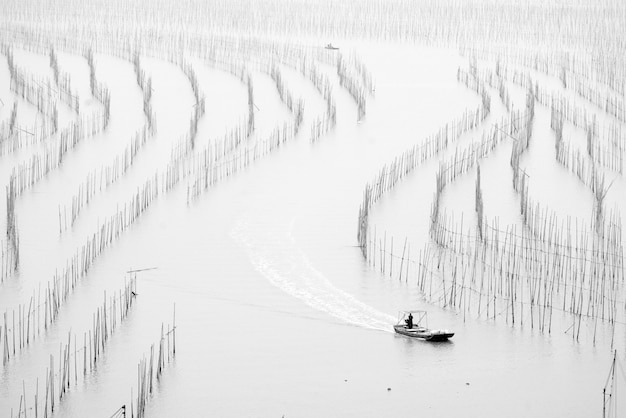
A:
1;3;626;418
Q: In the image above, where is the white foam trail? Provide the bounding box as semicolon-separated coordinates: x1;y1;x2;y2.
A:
231;217;396;332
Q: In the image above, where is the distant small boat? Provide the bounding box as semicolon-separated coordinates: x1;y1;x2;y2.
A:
325;43;339;50
393;310;454;342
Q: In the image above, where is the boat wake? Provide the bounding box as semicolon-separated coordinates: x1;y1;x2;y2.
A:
231;217;395;332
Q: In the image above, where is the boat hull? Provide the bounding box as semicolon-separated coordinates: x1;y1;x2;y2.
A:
393;325;454;341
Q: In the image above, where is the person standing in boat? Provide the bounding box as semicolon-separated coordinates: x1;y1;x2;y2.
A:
405;313;413;329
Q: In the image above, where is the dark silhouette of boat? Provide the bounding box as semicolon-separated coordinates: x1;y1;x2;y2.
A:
393;310;454;341
325;43;339;50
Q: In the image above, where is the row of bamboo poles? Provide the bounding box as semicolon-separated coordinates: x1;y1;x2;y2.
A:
430;109;527;241
49;47;80;113
416;227;621;342
10;278;137;417
1;175;159;363
3;55;303;364
0;28;369;417
499;61;624;175
1;38;361;410
166;60;308;199
501;63;619;240
130;311;176;418
362;203;623;343
4;27;366;151
165;64;255;194
360;54;625;344
4;53;301;360
133;51;156;134
299;58;336;143
431;179;622;325
357;103;491;254
57;127;150;232
270;65;305;129
58;51;294;240
85;48;111;128
4;170;20;282
0;100;18;154
6;47;111;203
336;53;372;121
58;49;214;235
359;57;503;272
0;239;19;283
181;62;304;201
178;56;206;152
186;111;302;202
58;49;159;232
460;41;625;107
180;29;365;126
5;47;59;139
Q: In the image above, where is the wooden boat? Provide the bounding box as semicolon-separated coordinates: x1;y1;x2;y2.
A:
393;310;454;341
325;43;339;50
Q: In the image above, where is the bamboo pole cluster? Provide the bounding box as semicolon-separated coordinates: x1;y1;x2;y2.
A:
337;53;368;121
164;61;304;201
0;245;142;367
186;115;301;202
5;171;20;276
11;278;137;418
431;111;527;242
85;48;111;128
2;176;160;366
480;62;512;112
270;65;304;131
246;74;255;136
130;308;176;418
5;47;59;139
567;68;626;124
498;59;624;178
361;228;413;282
0;239;19;282
58;47;185;232
366;207;623;342
347;51;375;98
7;115;98;198
418;210;624;340
457;66;491;116
58;127;150;231
6;50;112;209
184;33;369;132
0;103;36;156
475;165;484;240
588;122;624;175
357;102;491;254
509;88;535;197
133;51;156;134
461;42;623;107
554;122;607;197
177;56;207;150
299;58;336;142
0;102;22;157
49;47;80;113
